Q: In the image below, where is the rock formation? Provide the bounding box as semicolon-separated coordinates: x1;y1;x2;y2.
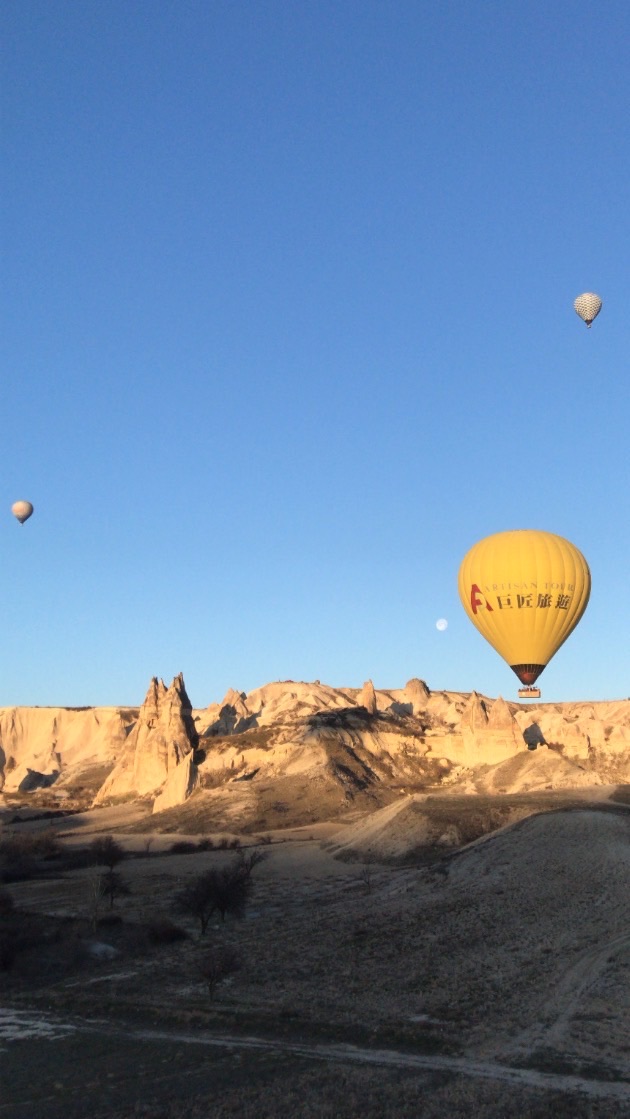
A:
2;676;630;822
201;688;254;736
403;677;431;712
93;673;198;806
152;752;199;813
0;706;133;794
357;679;378;715
458;693;523;766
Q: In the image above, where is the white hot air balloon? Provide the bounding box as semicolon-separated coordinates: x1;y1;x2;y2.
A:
11;500;34;524
574;292;602;328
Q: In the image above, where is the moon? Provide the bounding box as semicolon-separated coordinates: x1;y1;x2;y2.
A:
436;618;448;632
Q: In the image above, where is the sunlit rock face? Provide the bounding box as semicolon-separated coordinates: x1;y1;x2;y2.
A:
2;676;630;817
0;706;132;794
132;673;198;795
457;693;524;766
94;673;198;803
402;678;431;713
152;751;199;813
357;679;378;715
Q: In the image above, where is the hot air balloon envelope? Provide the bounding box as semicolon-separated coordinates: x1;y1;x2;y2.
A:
458;529;590;686
574;292;602;327
11;500;34;524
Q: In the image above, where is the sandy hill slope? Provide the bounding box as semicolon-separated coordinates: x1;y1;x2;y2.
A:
373;805;630;1063
449;748;604;795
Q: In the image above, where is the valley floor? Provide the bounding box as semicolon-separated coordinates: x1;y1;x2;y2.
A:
1;792;629;1118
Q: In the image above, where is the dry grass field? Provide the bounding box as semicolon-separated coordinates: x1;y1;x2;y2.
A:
1;790;629;1118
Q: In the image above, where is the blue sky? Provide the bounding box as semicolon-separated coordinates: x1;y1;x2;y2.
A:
2;1;629;707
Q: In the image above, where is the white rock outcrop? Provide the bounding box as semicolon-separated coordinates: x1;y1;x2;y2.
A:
2;677;630;811
403;678;431;712
0;706;133;793
152;752;199;814
357;680;378;715
93;674;198;804
458;693;524;766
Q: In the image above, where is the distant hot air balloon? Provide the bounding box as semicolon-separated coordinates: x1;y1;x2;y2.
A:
458;530;590;692
574;292;602;328
11;500;34;524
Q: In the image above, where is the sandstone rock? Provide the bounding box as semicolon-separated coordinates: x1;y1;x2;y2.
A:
94;673;198;803
404;678;431;710
462;692;488;730
357;680;378;715
487;696;515;729
209;689;254;734
132;673;197;794
3;680;630;817
0;706;133;794
152;751;199;813
459;692;523;766
537;714;590;761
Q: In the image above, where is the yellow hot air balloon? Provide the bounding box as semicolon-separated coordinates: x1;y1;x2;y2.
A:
458;530;590;692
574;292;602;328
11;500;34;524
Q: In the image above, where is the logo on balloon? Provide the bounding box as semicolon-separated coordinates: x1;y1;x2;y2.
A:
470;584;493;614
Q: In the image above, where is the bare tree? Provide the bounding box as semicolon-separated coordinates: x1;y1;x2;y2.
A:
210;866;251;922
101;870;131;910
87;869;106;930
198;945;241;998
360;859;373;895
174;875;214;935
173;850;264;935
90;836;126;870
237;847;268;879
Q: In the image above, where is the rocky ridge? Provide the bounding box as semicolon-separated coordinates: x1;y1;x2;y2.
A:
1;676;629;821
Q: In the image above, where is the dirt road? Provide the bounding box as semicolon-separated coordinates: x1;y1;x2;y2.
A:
2;1008;629;1108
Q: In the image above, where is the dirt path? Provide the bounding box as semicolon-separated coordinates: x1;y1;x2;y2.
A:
2;1009;629;1105
492;928;630;1065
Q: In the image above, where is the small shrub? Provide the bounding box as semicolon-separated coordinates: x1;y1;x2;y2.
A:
0;830;63;882
89;835;126;869
359;862;374;894
58;847;100;872
169;841;198;855
0;829;61;860
0;887;15;915
1;857;36;884
237;847;268;878
146;918;189;945
97;913;123;929
0;933;16;971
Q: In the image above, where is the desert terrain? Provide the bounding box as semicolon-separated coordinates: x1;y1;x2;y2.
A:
1;676;629;1117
